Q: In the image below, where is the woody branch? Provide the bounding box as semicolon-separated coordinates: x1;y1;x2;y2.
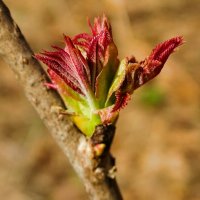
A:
0;1;122;200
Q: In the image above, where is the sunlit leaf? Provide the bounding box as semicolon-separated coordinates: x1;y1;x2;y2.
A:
95;43;119;107
35;14;184;137
105;58;127;106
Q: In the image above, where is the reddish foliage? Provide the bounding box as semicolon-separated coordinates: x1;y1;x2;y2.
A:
134;36;184;90
35;15;184;126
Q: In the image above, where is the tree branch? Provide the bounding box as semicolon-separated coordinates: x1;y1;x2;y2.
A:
0;1;122;199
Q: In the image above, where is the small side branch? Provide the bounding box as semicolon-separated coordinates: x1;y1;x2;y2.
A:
0;1;122;199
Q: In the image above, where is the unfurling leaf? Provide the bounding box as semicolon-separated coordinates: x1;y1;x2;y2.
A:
35;14;184;137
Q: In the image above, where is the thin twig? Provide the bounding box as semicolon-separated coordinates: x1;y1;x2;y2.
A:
0;1;123;199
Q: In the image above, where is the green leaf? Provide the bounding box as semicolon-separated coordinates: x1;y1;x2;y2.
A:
52;72;89;115
59;79;102;136
72;113;101;137
95;43;119;108
105;58;127;106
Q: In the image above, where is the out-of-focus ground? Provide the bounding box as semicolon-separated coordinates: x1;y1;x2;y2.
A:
0;0;200;199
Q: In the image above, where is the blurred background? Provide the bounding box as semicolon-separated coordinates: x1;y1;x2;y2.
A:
0;0;200;199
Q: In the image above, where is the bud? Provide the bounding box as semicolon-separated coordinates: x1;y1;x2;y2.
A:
35;15;183;136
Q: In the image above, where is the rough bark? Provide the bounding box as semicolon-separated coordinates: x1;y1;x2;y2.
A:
0;1;123;199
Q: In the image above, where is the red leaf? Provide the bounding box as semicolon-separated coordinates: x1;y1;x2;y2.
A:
44;82;57;90
134;36;184;89
64;36;91;87
35;54;84;95
35;35;92;96
112;91;131;112
98;106;119;124
72;15;114;93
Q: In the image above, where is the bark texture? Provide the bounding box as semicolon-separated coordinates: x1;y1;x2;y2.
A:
0;1;122;199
